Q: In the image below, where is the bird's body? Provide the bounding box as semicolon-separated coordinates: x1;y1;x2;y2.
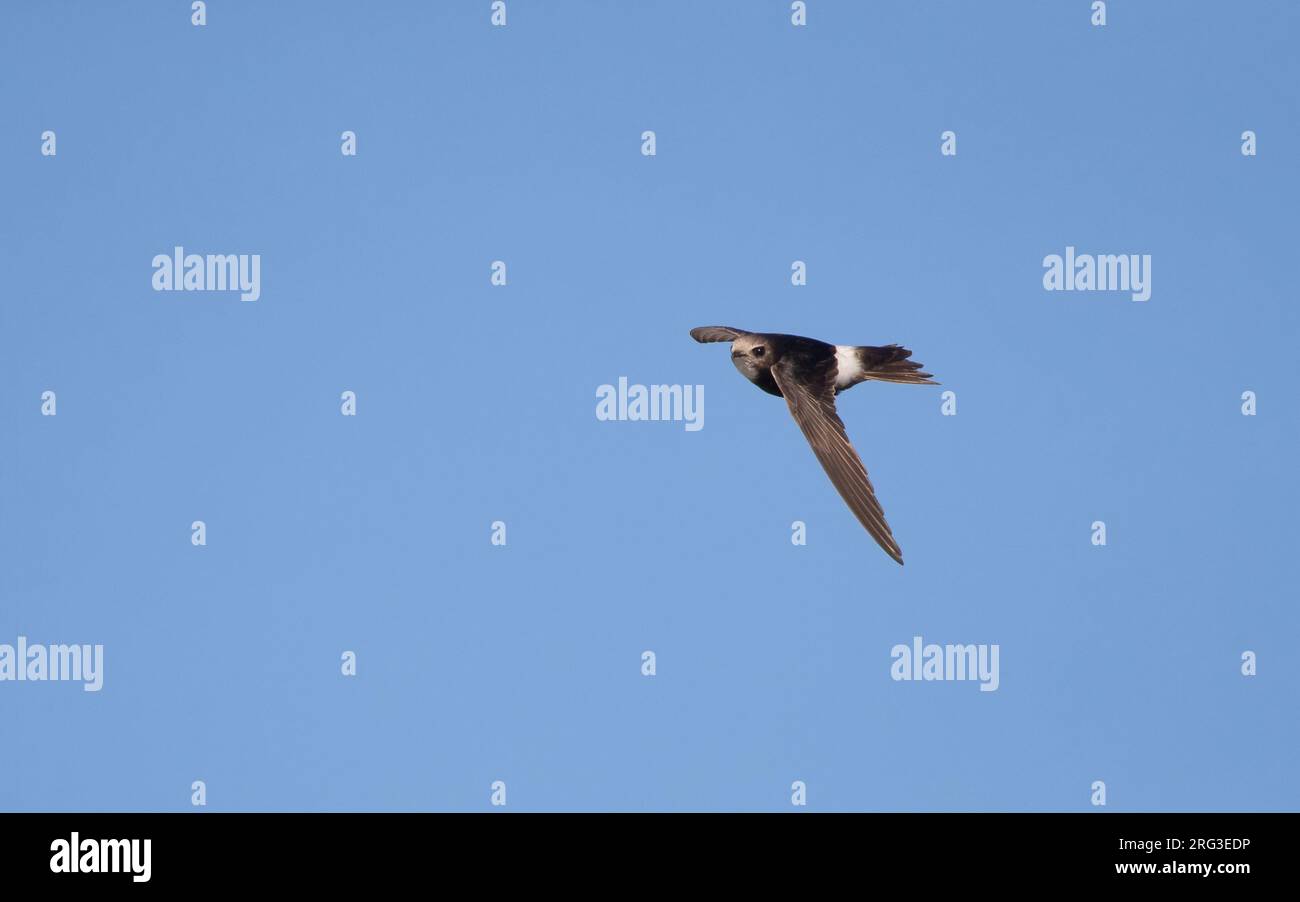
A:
690;325;937;565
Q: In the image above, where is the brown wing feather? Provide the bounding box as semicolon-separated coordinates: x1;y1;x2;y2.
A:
771;358;904;565
689;326;749;343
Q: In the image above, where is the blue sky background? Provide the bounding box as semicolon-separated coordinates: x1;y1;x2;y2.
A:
1;1;1296;812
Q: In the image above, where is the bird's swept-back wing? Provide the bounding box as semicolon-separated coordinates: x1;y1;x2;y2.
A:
771;354;904;565
689;326;749;344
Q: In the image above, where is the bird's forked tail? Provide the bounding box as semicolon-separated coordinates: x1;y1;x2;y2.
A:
859;345;938;385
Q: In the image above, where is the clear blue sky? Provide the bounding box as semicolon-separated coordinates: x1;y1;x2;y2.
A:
1;1;1296;812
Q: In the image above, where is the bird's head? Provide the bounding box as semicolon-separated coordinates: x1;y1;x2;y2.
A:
730;334;773;379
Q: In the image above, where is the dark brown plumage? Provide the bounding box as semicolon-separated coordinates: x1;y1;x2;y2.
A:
690;326;937;565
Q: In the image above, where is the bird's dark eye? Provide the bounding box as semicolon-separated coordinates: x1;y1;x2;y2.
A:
752;346;765;357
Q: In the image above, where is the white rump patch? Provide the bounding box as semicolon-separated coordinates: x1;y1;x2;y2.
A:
834;346;865;388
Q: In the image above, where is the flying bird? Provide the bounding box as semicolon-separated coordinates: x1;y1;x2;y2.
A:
690;326;937;565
